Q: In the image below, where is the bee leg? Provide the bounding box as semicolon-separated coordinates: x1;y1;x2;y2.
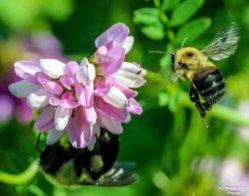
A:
189;85;209;128
203;101;212;111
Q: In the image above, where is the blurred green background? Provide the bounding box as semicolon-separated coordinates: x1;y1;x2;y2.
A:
1;0;249;195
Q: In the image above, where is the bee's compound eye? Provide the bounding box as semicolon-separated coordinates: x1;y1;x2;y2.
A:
186;51;194;57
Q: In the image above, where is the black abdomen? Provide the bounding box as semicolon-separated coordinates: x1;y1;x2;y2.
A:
192;66;225;110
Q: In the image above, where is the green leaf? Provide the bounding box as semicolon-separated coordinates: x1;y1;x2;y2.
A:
175;18;211;44
141;22;165;40
169;0;204;27
134;7;160;25
161;0;181;11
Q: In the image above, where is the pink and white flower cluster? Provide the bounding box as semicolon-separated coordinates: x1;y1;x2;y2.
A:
9;23;146;148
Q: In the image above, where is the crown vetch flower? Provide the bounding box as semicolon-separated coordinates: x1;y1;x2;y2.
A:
90;23;146;134
0;32;64;124
9;23;146;148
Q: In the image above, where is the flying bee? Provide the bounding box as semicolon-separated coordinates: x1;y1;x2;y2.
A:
39;128;138;187
171;23;239;127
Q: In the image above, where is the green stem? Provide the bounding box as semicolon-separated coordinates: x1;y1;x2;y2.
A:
0;160;39;184
145;70;249;127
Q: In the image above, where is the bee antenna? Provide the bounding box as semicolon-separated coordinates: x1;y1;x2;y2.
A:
149;50;172;55
181;37;188;48
149;50;165;54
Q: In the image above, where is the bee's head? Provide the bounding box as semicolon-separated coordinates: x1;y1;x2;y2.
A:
171;47;205;80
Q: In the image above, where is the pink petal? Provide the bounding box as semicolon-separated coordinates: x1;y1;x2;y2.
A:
60;92;79;108
68;111;93;148
49;96;61;106
14;61;41;83
74;80;93;107
34;106;55;131
15;99;33;124
60;75;74;90
114;83;138;98
95;23;129;49
101;47;125;75
83;106;97;124
66;61;78;78
127;98;143;115
37;73;63;95
96;109;123;134
96;98;128;121
94;75;114;97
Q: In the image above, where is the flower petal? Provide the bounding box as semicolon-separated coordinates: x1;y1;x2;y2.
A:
96;98;128;121
27;88;50;108
94;76;114;97
35;107;55;131
128;98;143;115
114;70;146;88
14;61;41;83
40;59;66;79
37;73;63;95
83;106;97;124
54;106;72;131
60;92;79;108
120;62;147;77
9;80;40;98
68;112;93;148
122;36;134;54
60;75;74;90
66;61;78;78
97;109;123;134
46;129;66;145
95;23;129;48
114;83;138;98
74;80;94;107
103;86;128;109
101;47;125;75
76;58;95;87
49;96;60;106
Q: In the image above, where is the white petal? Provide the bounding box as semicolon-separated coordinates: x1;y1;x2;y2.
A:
46;129;65;145
103;86;128;109
114;70;146;88
122;36;134;54
8;80;40;98
98;113;123;134
55;106;72;131
80;58;96;81
40;59;66;79
120;62;147;76
76;59;96;87
27;88;50;108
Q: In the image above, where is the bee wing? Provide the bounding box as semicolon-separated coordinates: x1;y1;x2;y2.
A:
202;22;239;61
79;161;139;186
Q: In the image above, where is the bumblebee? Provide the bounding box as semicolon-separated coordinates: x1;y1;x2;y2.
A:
39;128;138;186
171;23;239;126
